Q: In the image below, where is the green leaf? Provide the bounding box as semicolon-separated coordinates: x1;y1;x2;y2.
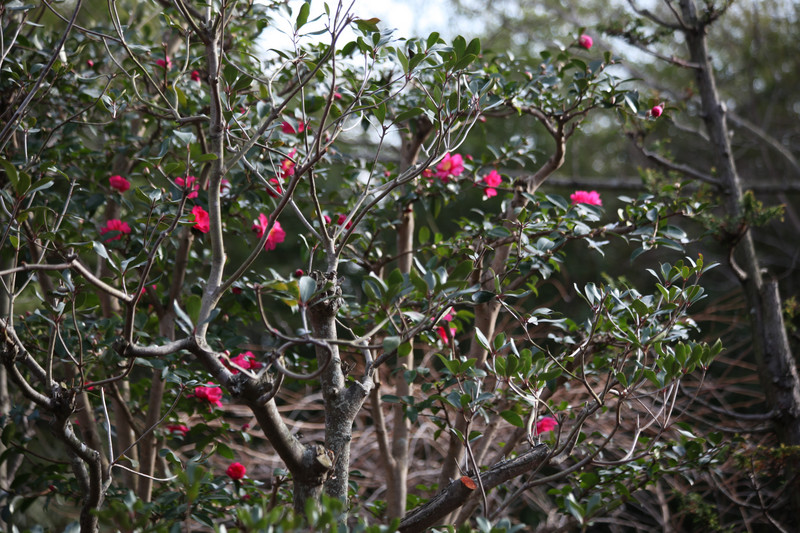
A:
475;328;490;351
0;157;18;189
173;300;194;335
93;241;110;261
418;225;430;244
466;37;481;57
500;410;524;428
296;2;310;29
471;290;494;303
299;276;316;303
398;342;412;358
383;336;401;353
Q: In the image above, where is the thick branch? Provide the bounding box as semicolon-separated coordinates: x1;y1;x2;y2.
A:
400;445;550;532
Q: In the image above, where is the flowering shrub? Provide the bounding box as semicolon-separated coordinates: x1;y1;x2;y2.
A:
0;2;726;531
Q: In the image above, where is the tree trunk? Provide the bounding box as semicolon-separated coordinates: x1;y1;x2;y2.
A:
679;0;800;445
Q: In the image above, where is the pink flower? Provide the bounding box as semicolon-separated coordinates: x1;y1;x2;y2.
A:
279;149;297;179
268;177;283;198
100;219;131;242
219;178;231;197
281;120;305;134
191;70;201;82
252;214;286;251
109;175;130;193
140;284;157;295
226;351;263;374
194;383;223;408
156;56;173;70
336;214;352;229
435;153;465;182
437;325;456;343
226;462;246;480
482;170;502;198
166;424;190;437
86;59;95;68
535;416;558;435
323;215;332;224
570;190;602;206
650;105;663;118
191;205;210;233
578;35;593;50
294;269;304;277
175;176;199;199
333;92;342;100
436;309;456;343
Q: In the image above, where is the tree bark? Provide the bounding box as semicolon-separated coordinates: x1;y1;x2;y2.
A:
386;120;433;519
308;271;373;505
400;444;549;532
679;0;800;445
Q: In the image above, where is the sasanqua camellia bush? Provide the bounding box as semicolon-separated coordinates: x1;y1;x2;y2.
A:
0;1;724;531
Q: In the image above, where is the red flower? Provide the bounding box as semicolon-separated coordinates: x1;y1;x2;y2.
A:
323;214;332;224
570;190;602;206
436;310;456;343
100;219;131;242
166;424;190;437
482;170;502;198
268;177;283;198
226;462;246;480
650;105;663;118
252;214;286;251
109;175;130;193
140;284;157;295
437;325;456;343
194;383;223;408
535;416;558;435
578;35;593;50
86;59;95;68
279;149;297;179
294;269;304;278
435;153;465;182
191;205;210;233
226;351;262;374
156;56;173;70
336;214;352;229
281;120;305;134
175;176;199;199
191;70;201;82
